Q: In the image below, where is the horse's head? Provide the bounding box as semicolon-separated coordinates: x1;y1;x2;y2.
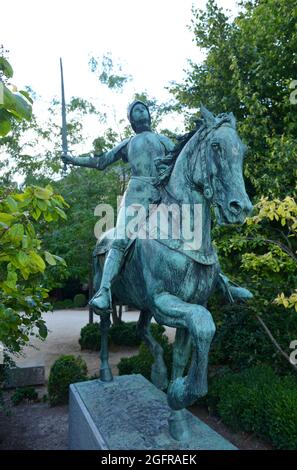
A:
191;105;252;225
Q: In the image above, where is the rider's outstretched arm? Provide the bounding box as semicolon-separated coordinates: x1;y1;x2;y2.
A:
63;138;129;170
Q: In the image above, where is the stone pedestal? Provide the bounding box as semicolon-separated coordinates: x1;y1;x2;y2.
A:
68;374;236;450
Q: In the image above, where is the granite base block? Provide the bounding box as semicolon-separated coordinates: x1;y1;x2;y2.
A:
68;374;236;450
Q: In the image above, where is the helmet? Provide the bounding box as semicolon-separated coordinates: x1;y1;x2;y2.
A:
127;100;151;131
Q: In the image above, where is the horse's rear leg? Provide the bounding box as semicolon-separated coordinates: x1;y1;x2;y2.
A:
136;310;168;390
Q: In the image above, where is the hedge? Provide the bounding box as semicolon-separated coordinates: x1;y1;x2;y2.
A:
48;355;87;405
205;365;297;449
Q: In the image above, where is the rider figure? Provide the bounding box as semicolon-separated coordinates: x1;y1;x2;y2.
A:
63;101;253;313
62;100;175;312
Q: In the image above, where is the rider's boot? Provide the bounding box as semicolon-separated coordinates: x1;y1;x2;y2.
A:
90;248;124;313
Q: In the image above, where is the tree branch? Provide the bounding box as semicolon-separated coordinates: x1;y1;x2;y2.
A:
256;314;297;373
245;236;297;263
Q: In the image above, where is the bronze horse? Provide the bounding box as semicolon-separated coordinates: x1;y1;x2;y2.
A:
92;106;252;440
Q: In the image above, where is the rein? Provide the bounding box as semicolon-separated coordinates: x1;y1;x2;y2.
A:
187;117;233;203
162;115;233;207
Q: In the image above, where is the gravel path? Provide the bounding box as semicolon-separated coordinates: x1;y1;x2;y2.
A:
11;309;175;379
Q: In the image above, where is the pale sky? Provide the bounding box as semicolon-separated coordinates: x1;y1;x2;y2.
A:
2;0;238;155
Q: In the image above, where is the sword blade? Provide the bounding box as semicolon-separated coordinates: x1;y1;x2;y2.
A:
60;58;68;170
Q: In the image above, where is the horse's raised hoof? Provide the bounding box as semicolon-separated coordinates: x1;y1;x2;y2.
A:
100;367;113;382
151;362;168;390
168;410;190;442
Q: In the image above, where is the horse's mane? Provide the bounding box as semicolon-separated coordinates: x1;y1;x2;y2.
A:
172;112;235;161
171;119;204;161
157;112;234;184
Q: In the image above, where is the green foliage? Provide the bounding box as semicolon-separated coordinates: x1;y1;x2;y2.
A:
170;0;297;199
110;321;141;347
61;299;73;309
89;54;132;91
48;355;87;406
0;58;69;355
117;324;173;380
79;323;101;351
210;195;296;373
169;0;297;375
0;185;68;353
78;321;166;352
0;53;32;137
109;321;165;347
53;299;74;310
42;165;124;285
0;354;15;411
11;386;38;406
73;293;87;308
242;197;297;311
209;296;297;374
206;365;297;449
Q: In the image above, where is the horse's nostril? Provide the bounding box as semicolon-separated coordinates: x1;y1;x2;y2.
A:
229;200;242;214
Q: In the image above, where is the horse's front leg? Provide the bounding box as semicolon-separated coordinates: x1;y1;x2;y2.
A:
153;292;215;410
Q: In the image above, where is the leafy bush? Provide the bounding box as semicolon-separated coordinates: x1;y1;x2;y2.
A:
110;321;140;347
52;301;64;310
0;354;15;411
62;299;73;309
118;324;173;380
206;365;297;449
264;378;297;450
79;323;101;351
110;321;165;347
78;321;166;352
48;355;87;405
208;300;297;374
53;299;73;310
11;387;38;405
73;293;87;308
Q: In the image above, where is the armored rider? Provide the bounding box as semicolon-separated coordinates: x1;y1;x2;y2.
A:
62;100;253;313
62;100;176;312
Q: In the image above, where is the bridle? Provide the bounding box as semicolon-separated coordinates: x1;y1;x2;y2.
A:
187;116;234;204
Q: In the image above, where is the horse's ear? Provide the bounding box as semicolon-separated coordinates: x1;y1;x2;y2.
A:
200;103;216;126
228;112;236;129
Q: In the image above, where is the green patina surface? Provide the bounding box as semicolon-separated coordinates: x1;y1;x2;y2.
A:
65;102;252;441
72;375;237;450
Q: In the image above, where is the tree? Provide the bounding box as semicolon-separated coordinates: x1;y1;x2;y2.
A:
170;0;297;371
0;46;32;138
0;56;68;353
170;0;297;198
42;163;123;287
0;185;68;352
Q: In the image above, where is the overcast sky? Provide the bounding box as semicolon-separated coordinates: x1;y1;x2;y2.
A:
2;0;238;150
